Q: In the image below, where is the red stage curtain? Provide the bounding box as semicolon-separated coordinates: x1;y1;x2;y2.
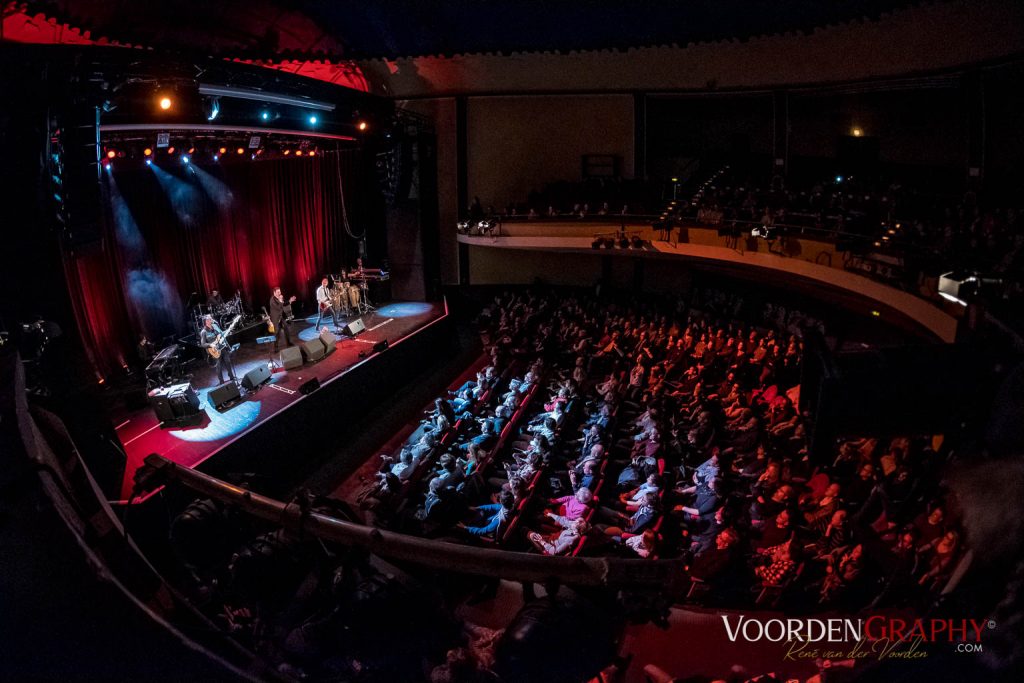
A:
62;243;135;379
64;150;375;377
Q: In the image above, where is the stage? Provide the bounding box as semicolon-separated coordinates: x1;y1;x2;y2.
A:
113;300;449;503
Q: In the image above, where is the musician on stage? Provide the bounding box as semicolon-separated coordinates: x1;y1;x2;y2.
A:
314;276;341;332
268;286;296;352
206;289;224;309
199;315;237;385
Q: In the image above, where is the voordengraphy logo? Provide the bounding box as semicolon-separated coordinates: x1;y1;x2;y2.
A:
719;616;993;662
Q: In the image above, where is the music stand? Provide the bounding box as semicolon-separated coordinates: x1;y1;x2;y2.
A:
256;334;278;370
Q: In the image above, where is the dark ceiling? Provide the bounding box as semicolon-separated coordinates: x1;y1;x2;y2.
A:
28;0;921;59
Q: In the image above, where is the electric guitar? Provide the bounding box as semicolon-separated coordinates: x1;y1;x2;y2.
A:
261;306;276;334
206;315;242;360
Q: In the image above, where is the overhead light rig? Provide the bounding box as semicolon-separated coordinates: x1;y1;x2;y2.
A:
98;127;352;169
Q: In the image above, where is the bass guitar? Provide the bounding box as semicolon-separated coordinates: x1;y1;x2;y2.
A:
206;315;242;360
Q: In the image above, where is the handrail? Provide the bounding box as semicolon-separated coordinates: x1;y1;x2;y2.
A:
141;454;687;590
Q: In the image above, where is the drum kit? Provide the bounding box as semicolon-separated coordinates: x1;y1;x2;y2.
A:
192;291;246;334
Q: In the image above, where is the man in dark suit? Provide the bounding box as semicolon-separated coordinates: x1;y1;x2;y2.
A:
268;286;296;352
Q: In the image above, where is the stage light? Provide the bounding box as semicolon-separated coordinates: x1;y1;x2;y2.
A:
357;120;368;131
213;154;219;161
188;147;195;154
236;147;244;155
308;115;318;125
871;310;881;317
144;148;152;157
283;149;290;155
104;162;111;171
261;111;270;121
835;175;844;183
167;146;175;155
106;150;116;159
295;150;303;156
206;97;220;121
671;177;678;182
308;150;316;157
159;96;172;110
219;147;227;154
256;148;264;155
146;159;152;166
182;155;190;164
852;127;863;137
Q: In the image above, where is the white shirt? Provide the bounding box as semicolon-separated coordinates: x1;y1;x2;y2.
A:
316;284;331;305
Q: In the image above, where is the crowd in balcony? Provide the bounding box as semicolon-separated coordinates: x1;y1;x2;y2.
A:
683;169;1024;291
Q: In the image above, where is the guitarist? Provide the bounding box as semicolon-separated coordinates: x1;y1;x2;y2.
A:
268;286;297;352
200;315;237;385
314;276;341;333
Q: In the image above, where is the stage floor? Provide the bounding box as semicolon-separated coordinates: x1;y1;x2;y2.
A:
113;301;446;502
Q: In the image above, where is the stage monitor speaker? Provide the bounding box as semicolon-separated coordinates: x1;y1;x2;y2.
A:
242;364;271;390
149;394;175;422
209;381;241;410
280;346;303;370
344;318;366;337
319;329;338;355
299;377;321;395
373;339;389;354
167;383;200;416
300;338;326;362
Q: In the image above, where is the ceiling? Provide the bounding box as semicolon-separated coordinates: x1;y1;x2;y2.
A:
22;0;921;59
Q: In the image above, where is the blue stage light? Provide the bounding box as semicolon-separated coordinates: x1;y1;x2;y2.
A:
308;115;318;125
182;155;190;164
146;158;153;166
261;111;270;121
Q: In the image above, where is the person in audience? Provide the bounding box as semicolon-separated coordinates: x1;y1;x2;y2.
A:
754;536;801;587
918;530;960;591
819;543;865;606
625;529;657;558
410;432;437;462
544;487;594;525
677;477;723;523
568;459;599;492
459;491;516;538
598;491;659;542
528;517;588;556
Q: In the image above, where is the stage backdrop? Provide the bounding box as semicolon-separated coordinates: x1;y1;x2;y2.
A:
63;150;380;377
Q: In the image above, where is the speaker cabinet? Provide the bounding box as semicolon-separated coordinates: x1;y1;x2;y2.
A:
343;318;366;337
242;363;271;390
209;381;241;410
149;382;200;421
300;338;326;362
319;329;338;355
149;394;175;422
373;339;389;354
299;377;321;395
280;346;303;370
